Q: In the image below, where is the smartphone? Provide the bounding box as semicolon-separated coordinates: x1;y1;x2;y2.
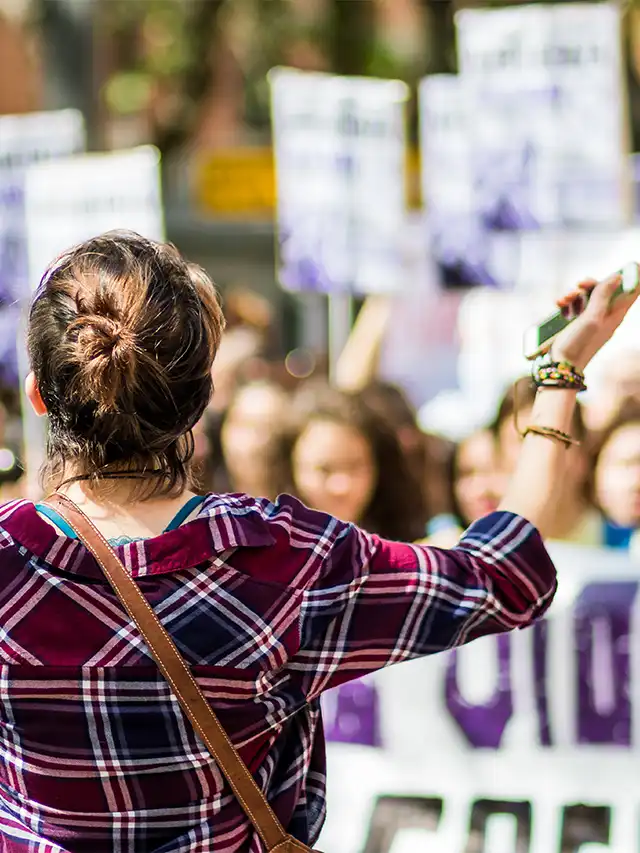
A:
523;262;640;361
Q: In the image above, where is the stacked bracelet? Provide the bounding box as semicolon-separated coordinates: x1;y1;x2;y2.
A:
532;359;587;392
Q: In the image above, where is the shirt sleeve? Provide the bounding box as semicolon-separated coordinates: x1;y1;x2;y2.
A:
288;510;557;701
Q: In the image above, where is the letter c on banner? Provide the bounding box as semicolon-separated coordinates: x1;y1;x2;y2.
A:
444;634;513;748
574;581;638;745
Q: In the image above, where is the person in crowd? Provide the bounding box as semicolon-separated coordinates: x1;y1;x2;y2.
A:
581;348;640;432
592;397;640;552
220;379;290;500
0;229;630;851
360;379;454;519
285;384;427;541
207;287;278;424
452;428;501;524
425;427;501;546
491;375;601;545
223;286;274;337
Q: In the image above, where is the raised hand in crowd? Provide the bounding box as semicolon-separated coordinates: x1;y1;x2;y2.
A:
500;269;640;536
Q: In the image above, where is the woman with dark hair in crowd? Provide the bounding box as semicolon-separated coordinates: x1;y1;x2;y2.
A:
286;384;427;541
219;379;291;499
360;379;454;519
425;427;501;546
0;231;629;851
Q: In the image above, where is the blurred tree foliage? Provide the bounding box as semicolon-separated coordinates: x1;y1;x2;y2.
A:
100;0;224;151
97;0;451;153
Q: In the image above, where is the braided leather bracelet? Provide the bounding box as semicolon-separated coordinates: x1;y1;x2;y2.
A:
521;425;580;447
512;379;581;448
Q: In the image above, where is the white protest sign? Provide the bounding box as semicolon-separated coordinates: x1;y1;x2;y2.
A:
419;74;471;217
0;110;84;392
418;73;522;291
319;542;640;853
270;67;408;295
21;146;164;496
456;1;628;228
0;110;85;300
24;145;164;288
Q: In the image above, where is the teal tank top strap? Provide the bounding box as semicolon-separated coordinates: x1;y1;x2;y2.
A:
35;503;78;540
36;494;206;541
164;494;206;531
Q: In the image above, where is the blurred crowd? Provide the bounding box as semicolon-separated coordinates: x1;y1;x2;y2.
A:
190;289;640;554
2;284;640;555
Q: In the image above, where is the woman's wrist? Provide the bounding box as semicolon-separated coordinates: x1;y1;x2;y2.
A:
530;386;578;433
549;343;589;373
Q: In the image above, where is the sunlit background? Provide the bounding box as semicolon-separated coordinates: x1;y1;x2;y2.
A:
3;3;640;851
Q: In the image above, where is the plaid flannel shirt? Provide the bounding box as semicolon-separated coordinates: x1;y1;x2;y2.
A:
0;493;556;852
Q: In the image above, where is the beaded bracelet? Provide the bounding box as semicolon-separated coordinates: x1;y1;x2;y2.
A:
521;425;580;447
532;359;587;392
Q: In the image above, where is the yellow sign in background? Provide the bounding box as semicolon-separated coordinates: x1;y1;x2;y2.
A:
195;147;422;218
195;148;276;217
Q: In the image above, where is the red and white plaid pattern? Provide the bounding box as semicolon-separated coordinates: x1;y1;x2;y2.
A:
0;494;556;851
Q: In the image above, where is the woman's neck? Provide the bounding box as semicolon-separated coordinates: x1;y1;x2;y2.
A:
49;480;200;541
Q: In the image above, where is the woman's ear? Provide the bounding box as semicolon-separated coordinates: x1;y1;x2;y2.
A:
25;372;47;417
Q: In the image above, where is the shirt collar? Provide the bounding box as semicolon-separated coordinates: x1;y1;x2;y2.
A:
0;494;276;580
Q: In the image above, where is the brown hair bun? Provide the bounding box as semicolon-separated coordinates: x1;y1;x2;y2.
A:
28;230;225;497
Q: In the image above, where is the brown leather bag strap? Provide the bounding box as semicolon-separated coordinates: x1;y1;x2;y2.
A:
42;493;295;853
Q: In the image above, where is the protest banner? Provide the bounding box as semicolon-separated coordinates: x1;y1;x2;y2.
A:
269;67;409;296
418;2;628;295
0;109;85;386
318;542;640;853
21;146;164;495
418;74;522;293
269;67;409;382
24;145;164;286
456;1;629;229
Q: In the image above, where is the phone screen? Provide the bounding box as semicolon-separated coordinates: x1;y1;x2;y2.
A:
536;311;570;347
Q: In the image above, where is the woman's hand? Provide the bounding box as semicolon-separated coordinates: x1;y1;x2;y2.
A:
551;266;640;371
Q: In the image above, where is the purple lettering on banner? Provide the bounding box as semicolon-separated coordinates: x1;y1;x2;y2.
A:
323;680;381;747
574;581;638;745
445;634;512;748
533;619;553;746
